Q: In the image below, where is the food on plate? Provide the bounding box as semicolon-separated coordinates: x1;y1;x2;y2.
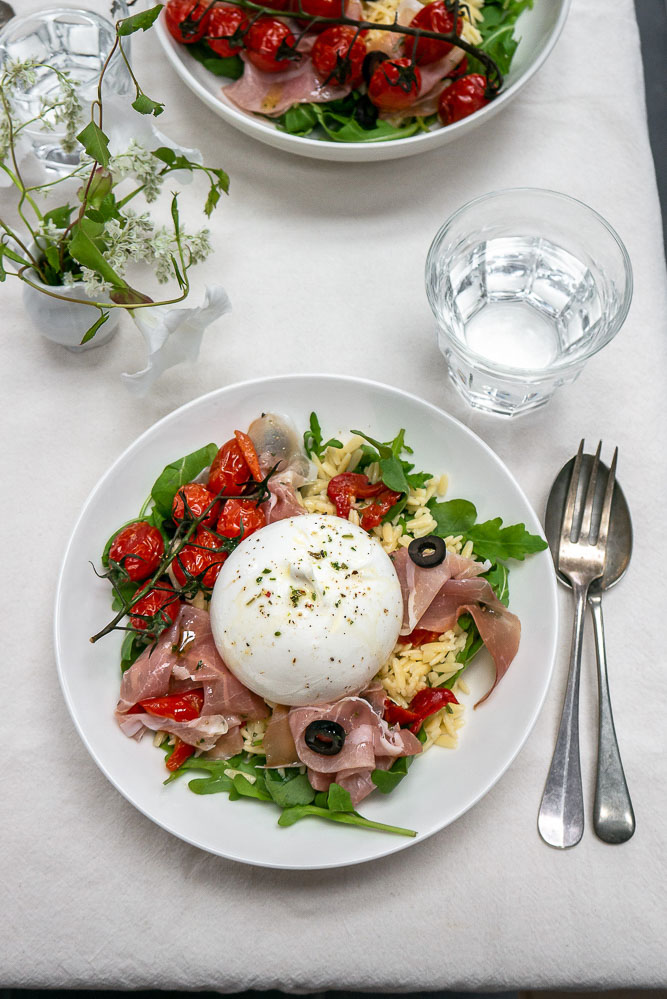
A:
93;411;547;837
163;0;532;143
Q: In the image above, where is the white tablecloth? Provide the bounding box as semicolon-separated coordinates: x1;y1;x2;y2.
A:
3;0;667;990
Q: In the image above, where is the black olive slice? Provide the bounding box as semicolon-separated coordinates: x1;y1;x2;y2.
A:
304;719;346;756
408;534;447;568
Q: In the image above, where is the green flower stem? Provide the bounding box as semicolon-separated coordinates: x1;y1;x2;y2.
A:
17;264;190;309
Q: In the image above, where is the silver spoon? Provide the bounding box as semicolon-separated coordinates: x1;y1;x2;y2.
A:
545;452;635;844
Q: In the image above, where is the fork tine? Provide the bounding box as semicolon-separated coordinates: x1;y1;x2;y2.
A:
580;441;602;543
597;446;618;551
561;440;584;547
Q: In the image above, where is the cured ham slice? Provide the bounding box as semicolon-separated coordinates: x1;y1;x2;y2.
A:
263;704;299;767
391;547;520;706
116;605;268;747
224;51;350;117
289;696;421;805
248;412;312;523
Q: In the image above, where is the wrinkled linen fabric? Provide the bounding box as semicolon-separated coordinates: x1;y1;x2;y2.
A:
3;0;667;991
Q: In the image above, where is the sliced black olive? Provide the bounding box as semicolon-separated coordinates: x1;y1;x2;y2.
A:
408;534;447;568
362;50;389;86
304;719;346;756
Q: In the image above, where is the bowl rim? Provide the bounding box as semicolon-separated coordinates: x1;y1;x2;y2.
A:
424;185;634;381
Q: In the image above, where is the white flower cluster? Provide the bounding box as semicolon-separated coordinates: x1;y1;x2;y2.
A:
110;140;165;203
0;59;83;161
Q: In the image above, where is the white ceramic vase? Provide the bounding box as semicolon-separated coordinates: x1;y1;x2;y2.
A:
21;268;120;353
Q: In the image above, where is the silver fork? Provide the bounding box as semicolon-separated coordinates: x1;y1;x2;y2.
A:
538;440;617;849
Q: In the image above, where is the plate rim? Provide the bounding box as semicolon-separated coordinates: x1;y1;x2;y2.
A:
155;0;572;161
54;372;559;869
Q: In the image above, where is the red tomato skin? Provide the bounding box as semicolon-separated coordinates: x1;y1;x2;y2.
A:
164;0;209;44
438;74;489;125
172;483;220;527
130;581;180;635
311;26;366;85
166;737;195;771
405;1;461;66
368;58;421;112
109;521;164;582
244;18;299;73
172;527;228;589
205;4;248;57
208;439;250;496
216;498;266;540
293;0;347;29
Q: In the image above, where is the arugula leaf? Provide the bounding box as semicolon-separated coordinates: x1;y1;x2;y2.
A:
484;561;509;606
371;755;414;794
326;782;355;812
187;42;243;78
467;0;533;76
277;103;319;137
150;443;219;517
466;518;547;562
303;411;343;460
428;498;477;537
111;579;138;613
311;103;423;143
350;429;413;495
120;630;148;673
277;804;416;837
264;769;316;807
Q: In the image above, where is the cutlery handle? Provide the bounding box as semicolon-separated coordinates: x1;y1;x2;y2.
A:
588;592;635;844
538;582;587;848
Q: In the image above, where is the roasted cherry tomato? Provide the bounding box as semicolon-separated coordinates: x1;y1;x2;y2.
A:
164;0;209;44
359;487;401;530
166;737;195;772
171;482;220;527
397;628;442;647
294;0;348;29
368;58;421;112
172;527;228;589
208;438;251;496
205;3;248;57
405;0;461;65
438;74;489;124
311;26;366;86
130;580;180;635
233;430;262;481
217;498;266;540
108;521;164;582
138;689;204;722
244;18;300;74
327;472;384;520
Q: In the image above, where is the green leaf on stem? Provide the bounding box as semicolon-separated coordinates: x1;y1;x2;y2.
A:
43;204;74;228
132;92;164;117
117;4;164;36
77;121;111;167
109;286;154;305
44;244;60;272
80;310;109;344
68;224;126;289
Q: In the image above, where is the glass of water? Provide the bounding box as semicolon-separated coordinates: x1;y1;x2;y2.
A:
0;3;131;173
425;188;633;417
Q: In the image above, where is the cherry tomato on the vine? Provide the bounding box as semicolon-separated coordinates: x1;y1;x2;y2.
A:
367;58;421;112
164;0;209;44
130;580;180;635
217;498;266;540
311;26;366;86
208;438;251;496
171;483;220;527
293;0;347;29
405;1;461;66
438;74;489;125
205;4;248;58
109;521;164;582
244;18;300;74
172;527;228;589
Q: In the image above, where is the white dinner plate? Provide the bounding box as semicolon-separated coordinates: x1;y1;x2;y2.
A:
156;1;570;162
55;374;558;869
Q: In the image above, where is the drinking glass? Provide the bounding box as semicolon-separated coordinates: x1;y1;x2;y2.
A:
425;189;633;417
0;3;131;173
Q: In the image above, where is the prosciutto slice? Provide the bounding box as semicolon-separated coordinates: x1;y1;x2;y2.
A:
391;547;520;706
224;50;350;117
289;696;421;806
248;412;313;523
116;605;268;748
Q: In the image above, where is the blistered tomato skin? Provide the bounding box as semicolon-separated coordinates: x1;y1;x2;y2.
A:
205;4;248;58
130;581;180;635
164;0;210;44
172;483;220;527
405;1;461;65
311;26;367;86
208;439;251;497
368;58;421;112
244;18;299;74
172;527;229;589
109;522;165;582
438;74;490;125
217;498;267;540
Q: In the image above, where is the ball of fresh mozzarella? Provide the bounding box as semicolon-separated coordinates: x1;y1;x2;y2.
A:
209;513;403;706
